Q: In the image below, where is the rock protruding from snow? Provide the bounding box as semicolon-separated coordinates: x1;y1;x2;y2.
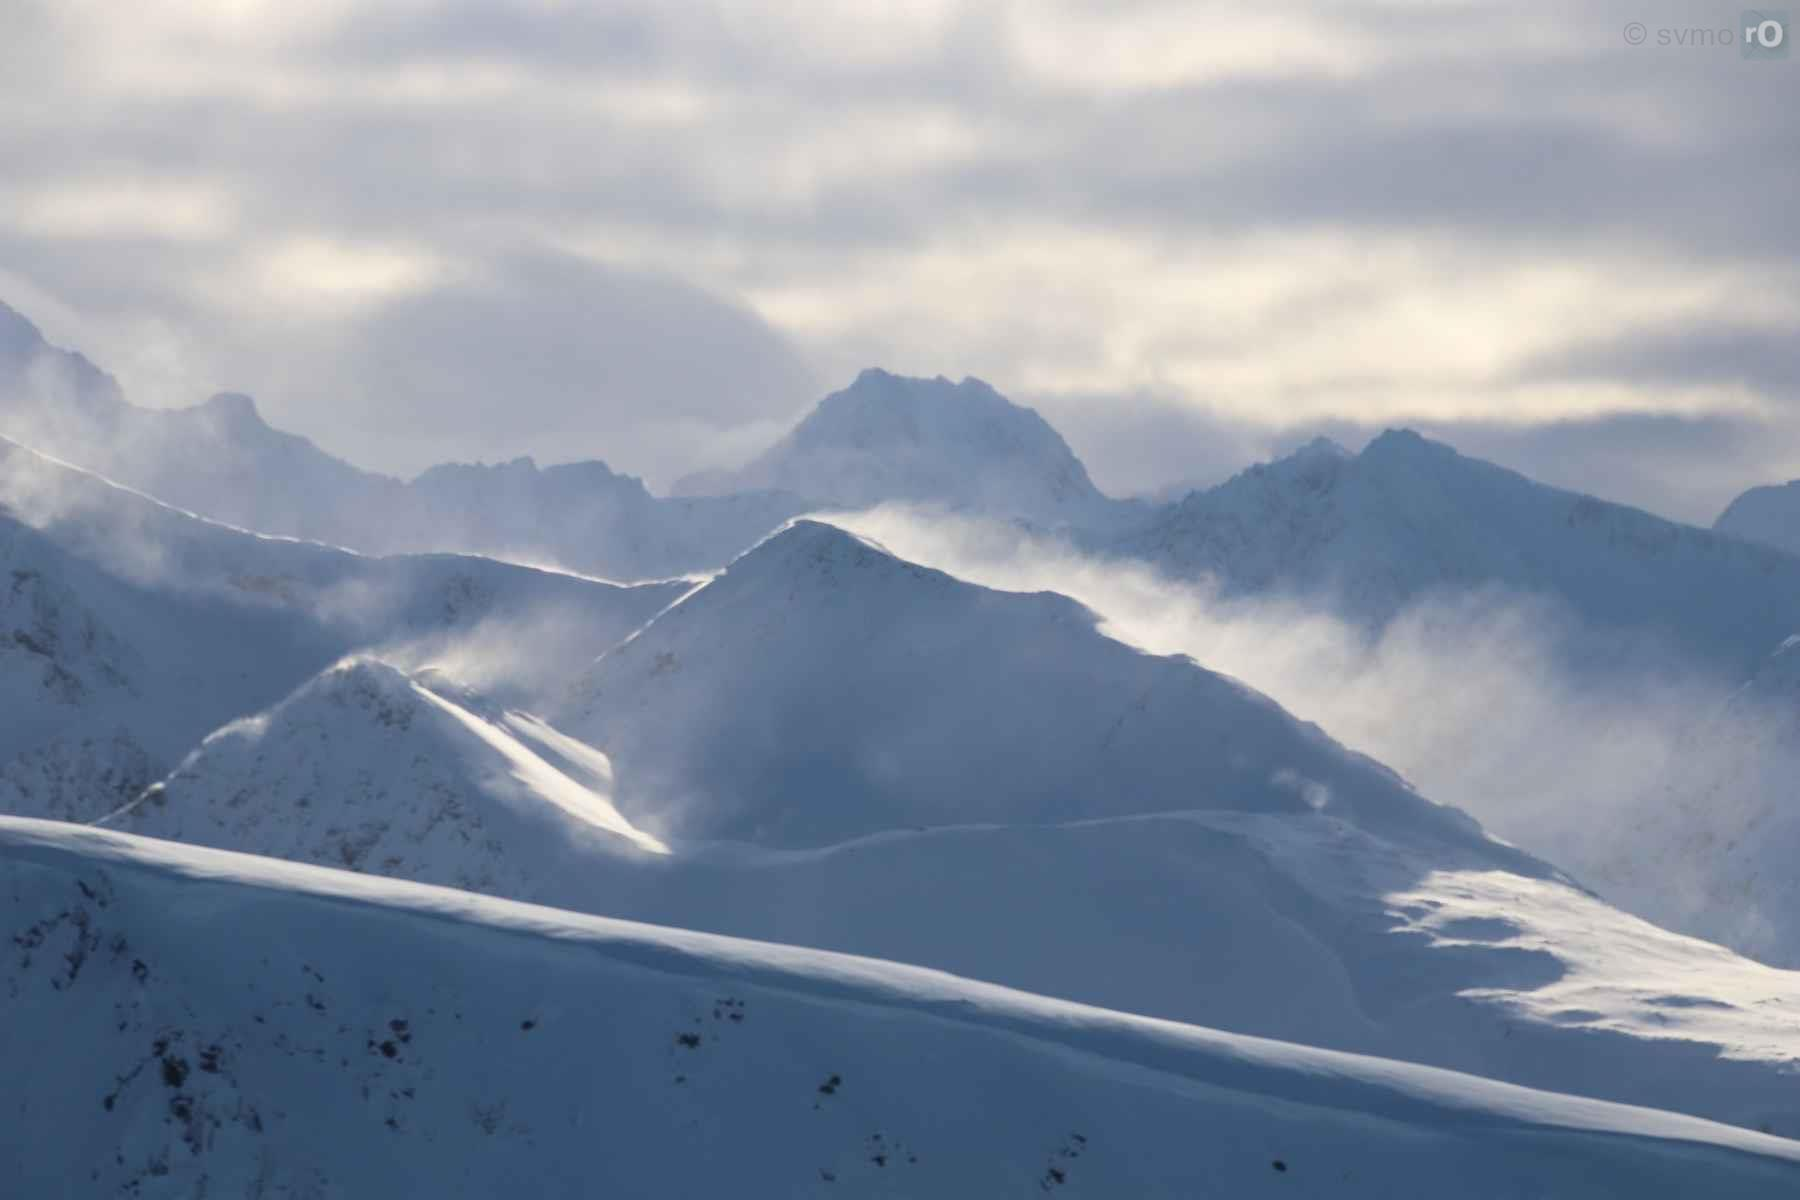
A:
678;369;1123;526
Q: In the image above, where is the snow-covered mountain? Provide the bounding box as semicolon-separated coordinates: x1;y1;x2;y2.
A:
1716;478;1800;558
1110;429;1800;677
677;368;1135;527
112;523;1800;1132
559;519;1508;855
111;658;667;889
0;438;684;821
7;818;1799;1198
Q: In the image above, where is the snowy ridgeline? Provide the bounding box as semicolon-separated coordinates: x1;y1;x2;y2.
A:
106;527;1800;1139
5;818;1799;1199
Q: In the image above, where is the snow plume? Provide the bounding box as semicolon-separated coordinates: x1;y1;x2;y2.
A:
829;505;1800;965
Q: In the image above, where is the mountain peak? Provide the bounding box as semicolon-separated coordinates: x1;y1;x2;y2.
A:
1360;427;1449;462
686;370;1113;521
198;391;266;429
720;518;936;592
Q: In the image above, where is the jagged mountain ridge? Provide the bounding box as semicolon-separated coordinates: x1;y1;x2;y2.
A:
0;301;806;578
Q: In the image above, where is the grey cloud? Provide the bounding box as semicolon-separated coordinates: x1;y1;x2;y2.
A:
251;253;821;484
0;0;1795;510
1521;324;1800;399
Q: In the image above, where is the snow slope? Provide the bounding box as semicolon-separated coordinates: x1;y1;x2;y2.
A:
1717;479;1800;558
118;657;1800;1133
1111;429;1800;677
0;438;684;819
5;817;1798;1199
111;523;1800;1131
677;369;1135;528
559;519;1515;855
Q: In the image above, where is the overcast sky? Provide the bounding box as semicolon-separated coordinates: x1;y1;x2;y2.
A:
1;1;1795;520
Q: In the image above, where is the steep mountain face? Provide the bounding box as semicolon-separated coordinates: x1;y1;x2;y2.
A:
559;519;1508;857
678;369;1132;527
7;820;1800;1199
1111;429;1800;677
112;658;665;889
1716;479;1800;558
0;439;685;821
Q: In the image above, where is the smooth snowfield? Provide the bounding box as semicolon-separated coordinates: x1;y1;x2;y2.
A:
5;818;1799;1199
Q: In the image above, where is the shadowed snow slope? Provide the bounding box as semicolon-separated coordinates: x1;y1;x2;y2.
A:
0;439;684;820
5;818;1799;1199
560;519;1515;857
1112;430;1800;676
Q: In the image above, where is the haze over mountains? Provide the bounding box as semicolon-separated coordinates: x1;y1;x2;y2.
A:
6;297;1800;1191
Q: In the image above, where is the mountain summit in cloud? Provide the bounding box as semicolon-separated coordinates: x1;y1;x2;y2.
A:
678;369;1125;525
